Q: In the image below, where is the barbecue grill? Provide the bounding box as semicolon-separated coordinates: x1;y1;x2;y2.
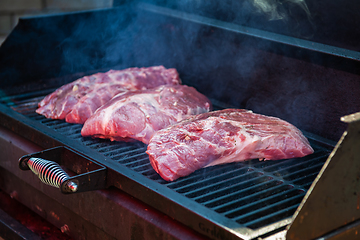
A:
1;1;360;239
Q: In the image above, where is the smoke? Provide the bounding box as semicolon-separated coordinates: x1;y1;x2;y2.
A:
251;0;311;21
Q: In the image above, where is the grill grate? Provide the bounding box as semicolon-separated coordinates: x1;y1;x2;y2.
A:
1;90;331;231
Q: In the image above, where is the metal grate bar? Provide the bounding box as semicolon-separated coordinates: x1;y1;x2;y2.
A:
40;118;63;125
52;123;81;131
184;172;268;199
165;162;247;189
175;169;258;194
228;189;304;221
200;179;284;207
96;144;132;153
260;153;325;173
103;146;141;158
132;163;154;173
81;139;116;147
292;172;319;186
123;156;150;169
115;149;148;162
212;183;294;213
266;158;324;177
245;204;300;229
282;162;325;181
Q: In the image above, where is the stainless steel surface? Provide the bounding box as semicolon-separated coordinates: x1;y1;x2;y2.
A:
66;181;78;193
287;112;360;239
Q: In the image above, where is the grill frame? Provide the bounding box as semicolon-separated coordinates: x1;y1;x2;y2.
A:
0;90;333;240
3;2;357;239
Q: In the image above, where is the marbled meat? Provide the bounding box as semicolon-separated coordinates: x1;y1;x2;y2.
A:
146;109;314;181
81;85;212;144
36;66;181;124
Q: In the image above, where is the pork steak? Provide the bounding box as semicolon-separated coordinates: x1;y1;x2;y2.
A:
146;109;314;181
81;85;212;144
36;66;181;124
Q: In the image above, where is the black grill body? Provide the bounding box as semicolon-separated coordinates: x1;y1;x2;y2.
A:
0;2;359;240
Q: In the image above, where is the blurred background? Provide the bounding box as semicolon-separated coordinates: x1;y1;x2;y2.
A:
0;0;114;45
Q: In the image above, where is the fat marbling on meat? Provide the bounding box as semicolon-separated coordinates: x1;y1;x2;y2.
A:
81;85;212;144
146;109;314;181
36;66;181;124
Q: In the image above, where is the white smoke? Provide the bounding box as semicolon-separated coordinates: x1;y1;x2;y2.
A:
251;0;311;21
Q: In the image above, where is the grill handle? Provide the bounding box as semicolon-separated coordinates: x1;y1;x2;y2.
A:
19;146;107;194
20;157;78;193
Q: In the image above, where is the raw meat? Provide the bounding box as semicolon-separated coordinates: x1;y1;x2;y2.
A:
36;66;181;124
146;109;314;181
81;85;212;144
